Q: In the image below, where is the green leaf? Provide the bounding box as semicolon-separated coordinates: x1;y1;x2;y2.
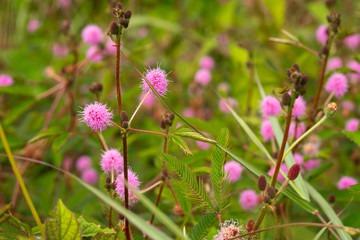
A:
210;128;230;210
0;215;33;240
348;184;360;193
161;153;216;212
78;216;115;237
52;133;71;152
28;127;63;144
189;212;217;240
306;162;334;182
3;100;35;125
306;183;352;240
263;0;285;28
174;127;217;144
170;135;193;155
193;166;211;175
45;199;81;240
172;181;192;215
92;232;115;240
343;130;360;146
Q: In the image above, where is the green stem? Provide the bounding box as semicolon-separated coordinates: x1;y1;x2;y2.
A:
0;124;46;239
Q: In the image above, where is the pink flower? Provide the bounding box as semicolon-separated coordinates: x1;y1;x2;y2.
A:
194;69;211;86
316;25;327;45
27;20;40;33
57;0;71;8
138;27;149;38
82;169;98;185
325;73;348;98
346;60;360;82
81;24;103;45
104;39;117;55
342;100;355;111
337;176;357;190
140;91;156;109
303;142;319;157
182;108;195;117
52;44;69;58
345;118;359;132
196;141;210;150
304;159;321;171
199;56;215;69
0;74;14;87
289;122;306;140
268;164;288;183
214;219;242;240
239;190;258;211
343;34;360;50
76;155;92;172
80;101;113;132
327;57;343;70
292;96;306;119
293;153;304;165
261;96;281;116
86;46;102;62
219;97;238;114
115;169;140;200
260;120;274;142
224;161;243;182
142;67;168;97
100;149;124;174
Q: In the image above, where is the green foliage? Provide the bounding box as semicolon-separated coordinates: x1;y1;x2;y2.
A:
169;135;193;155
161;153;216;212
210;128;231;210
348;184;360;193
45;199;81;240
173;127;217;144
189;212;218;240
78;216;115;237
0;215;33;240
28;127;64;144
343;130;360;146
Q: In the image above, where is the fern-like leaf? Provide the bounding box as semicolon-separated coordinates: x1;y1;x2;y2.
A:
210;128;230;210
189;212;217;240
161;153;215;212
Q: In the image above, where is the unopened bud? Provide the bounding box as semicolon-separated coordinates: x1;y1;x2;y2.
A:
89;83;103;93
116;2;123;9
324;102;337;118
328;193;336;203
106;176;111;184
288;164;300;180
122;121;128;128
281;92;291;106
120;111;129;122
292;63;300;72
267;186;276;199
119;18;128;28
264;195;271;203
300;74;308;85
257;175;267;191
246;220;255;232
173;204;184;216
160;119;166;129
169;113;175;121
110;21;119;35
124;10;132;19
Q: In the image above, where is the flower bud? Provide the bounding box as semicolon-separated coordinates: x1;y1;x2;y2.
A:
169;113;175;121
116;2;123;9
160;119;166;129
300;74;308;85
106;176;111;184
324;102;337;118
122;121;128;128
173;204;184;216
287;164;300;180
263;195;271;203
124;10;132;19
110;21;119;35
89;83;103;93
119;18;128;28
120;111;129;122
257;175;267;191
267;186;276;199
292;63;300;72
246;220;255;232
328;193;336;203
281;92;291;106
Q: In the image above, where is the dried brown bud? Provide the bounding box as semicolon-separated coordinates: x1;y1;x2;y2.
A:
173;204;184;216
328;193;336;203
257;175;267;191
89;83;103;93
246;220;255;232
267;186;276;199
110;21;119;35
288;164;300;180
120;111;128;122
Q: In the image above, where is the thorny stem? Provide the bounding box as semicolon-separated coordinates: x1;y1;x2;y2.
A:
116;29;123;115
128;90;150;126
246;53;255;115
312;35;334;119
273;179;289;201
122;132;130;240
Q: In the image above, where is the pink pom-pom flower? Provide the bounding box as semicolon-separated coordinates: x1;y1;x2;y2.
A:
199;56;215;69
338;176;357;190
76;155;92;172
0;74;14;87
261;96;281;116
80;101;113;132
315;25;327;45
194;69;211;86
260;120;274;142
293;153;304;165
304;159;321;171
239;190;258;211
219;97;238;114
325;73;348;98
292;96;306;119
289;122;306;140
343;34;360;50
182;108;195;117
342;100;355;111
27;19;40;33
196;141;210;150
345;118;359;132
115;169;140;200
86;46;102;62
327;57;343;71
100;149;124;174
52;44;69;58
142;67;169;98
346;60;360;82
81;24;103;45
82;169;98;185
268;164;288;183
224;161;243;182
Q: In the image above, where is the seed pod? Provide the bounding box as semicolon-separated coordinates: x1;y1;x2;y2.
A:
281;92;291;106
120;111;129;122
122;121;128;129
124;9;132;19
263;195;271;203
267;186;276;199
257;175;267;191
328;193;336;203
110;21;119;35
288;164;300;180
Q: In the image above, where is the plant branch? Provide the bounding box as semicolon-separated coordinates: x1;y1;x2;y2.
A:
122;132;130;240
268;37;318;56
